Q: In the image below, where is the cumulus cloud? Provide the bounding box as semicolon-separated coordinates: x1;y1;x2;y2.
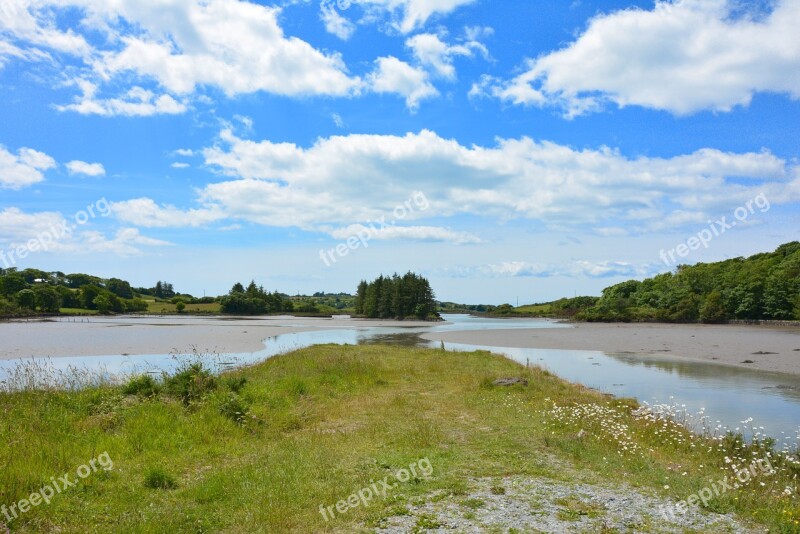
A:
110;198;225;228
2;0;362;115
329;223;482;244
321;3;356;40
359;0;477;33
0;145;56;189
476;0;800;116
405;32;487;79
367;56;438;109
198;129;798;233
66;160;105;177
56;81;187;117
0;207;170;258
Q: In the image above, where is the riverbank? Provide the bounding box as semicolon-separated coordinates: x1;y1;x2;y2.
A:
0;315;442;359
2;345;791;532
422;322;800;376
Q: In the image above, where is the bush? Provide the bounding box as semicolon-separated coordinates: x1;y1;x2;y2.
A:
163;362;217;405
143;467;178;490
122;374;160;397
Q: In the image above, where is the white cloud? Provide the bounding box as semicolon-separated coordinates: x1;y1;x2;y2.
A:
3;1;362;115
173;149;195;157
331;113;345;128
0;208;170;258
367;56;438;109
110;198;225;228
405;32;486;79
178;128;800;237
329;223;482;244
171;162;190;169
445;260;655;279
66;160;105;177
0;145;56;189
480;0;800;115
80;228;172;256
321;3;356;40
56;81;188;117
360;0;477;33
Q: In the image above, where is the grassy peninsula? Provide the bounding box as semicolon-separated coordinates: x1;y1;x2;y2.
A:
1;346;798;532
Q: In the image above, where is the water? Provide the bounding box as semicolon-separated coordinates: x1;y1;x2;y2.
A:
1;314;798;448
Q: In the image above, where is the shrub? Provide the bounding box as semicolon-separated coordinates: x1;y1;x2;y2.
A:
122;374;160;397
163;362;217;405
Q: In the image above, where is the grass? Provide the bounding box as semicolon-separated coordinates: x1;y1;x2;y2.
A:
0;345;798;532
144;300;221;314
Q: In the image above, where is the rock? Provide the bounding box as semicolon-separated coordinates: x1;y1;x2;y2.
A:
492;377;528;387
752;351;778;355
741;360;755;364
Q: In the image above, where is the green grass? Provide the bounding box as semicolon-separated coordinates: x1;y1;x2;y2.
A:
144;300;221;314
0;345;797;532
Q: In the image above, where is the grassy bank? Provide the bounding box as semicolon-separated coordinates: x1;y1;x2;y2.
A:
1;346;798;532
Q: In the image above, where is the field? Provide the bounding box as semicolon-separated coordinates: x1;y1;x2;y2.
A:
1;346;797;532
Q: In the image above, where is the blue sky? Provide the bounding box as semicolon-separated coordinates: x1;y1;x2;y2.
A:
0;0;798;304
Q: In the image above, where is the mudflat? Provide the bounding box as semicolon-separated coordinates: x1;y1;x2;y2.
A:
422;322;800;376
0;315;436;359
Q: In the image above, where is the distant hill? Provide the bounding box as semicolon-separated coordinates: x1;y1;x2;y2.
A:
496;242;799;323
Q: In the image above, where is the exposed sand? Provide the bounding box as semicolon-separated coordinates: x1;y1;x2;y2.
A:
0;315;436;359
4;316;799;377
422;322;800;376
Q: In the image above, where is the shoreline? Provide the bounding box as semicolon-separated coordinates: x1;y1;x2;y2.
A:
4;315;799;377
0;315;441;360
422;322;800;376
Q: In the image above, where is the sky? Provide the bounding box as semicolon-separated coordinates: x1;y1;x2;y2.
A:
0;0;799;304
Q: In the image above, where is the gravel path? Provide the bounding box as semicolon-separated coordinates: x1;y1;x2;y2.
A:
372;476;762;533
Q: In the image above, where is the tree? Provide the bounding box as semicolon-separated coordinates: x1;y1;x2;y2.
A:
0;274;27;296
93;294;112;314
107;278;134;299
33;285;61;313
175;300;186;313
16;289;35;310
700;290;727;324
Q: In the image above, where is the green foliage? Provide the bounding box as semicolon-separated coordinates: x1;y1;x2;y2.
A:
122;374;161;397
579;242;800;322
355;272;436;319
217;392;250;425
33;285;61;313
220;281;294;314
700;290;727;323
163;362;218;405
15;288;36;310
175;300;186;313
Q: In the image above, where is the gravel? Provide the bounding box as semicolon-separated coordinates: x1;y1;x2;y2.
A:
371;475;763;533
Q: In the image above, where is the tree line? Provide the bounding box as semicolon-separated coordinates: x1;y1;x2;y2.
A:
219;281;299;315
577;242;799;322
354;273;437;319
0;268;186;316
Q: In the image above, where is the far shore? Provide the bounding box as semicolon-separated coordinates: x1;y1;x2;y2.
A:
422;322;800;376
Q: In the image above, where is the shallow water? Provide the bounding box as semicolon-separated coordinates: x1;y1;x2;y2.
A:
2;314;798;448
